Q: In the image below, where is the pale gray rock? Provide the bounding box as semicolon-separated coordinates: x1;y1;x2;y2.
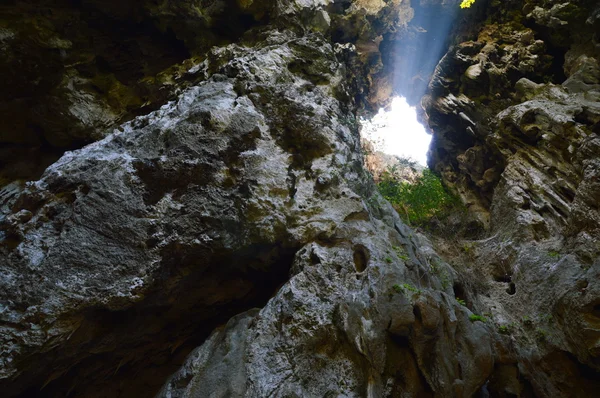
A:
0;9;496;395
422;0;600;395
1;0;600;397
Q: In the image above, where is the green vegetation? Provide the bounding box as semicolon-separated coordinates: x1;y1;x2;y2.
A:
462;243;474;253
402;283;421;294
548;251;560;258
384;256;393;264
429;259;451;290
469;314;487;322
392;283;421;296
429;259;441;274
460;0;476;8
456;298;466;306
378;168;460;226
498;325;511;335
392;245;410;262
439;270;451;290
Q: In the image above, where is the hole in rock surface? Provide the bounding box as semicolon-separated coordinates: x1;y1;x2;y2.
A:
353;244;369;273
493;273;512;284
506;282;516;295
453;283;468;305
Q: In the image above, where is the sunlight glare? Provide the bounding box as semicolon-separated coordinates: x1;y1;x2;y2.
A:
362;97;431;166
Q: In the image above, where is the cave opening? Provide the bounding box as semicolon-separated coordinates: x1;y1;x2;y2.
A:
361;0;463;170
360;96;431;167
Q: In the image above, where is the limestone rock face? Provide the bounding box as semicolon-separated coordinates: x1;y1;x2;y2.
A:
423;0;600;395
0;1;497;397
361;139;422;184
0;0;416;186
0;0;599;397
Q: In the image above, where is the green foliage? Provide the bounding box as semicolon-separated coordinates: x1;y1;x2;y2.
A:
392;245;410;261
498;325;511;335
430;259;450;291
395;156;419;169
392;283;421;296
439;270;451;290
548;251;560;258
429;258;442;274
456;298;466;306
366;195;380;211
469;314;487;322
460;0;476;8
378;168;460;226
384;256;393;264
402;283;421;294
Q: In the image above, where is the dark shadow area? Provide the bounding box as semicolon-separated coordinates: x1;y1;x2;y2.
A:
0;0;268;187
453;283;468;304
353;244;369;273
542;43;568;84
384;334;434;397
506;282;516;295
7;244;299;398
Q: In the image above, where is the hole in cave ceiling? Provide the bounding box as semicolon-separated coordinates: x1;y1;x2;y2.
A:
360;96;432;167
361;1;461;169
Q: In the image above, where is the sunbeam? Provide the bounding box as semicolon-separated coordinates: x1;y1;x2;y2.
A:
392;1;458;104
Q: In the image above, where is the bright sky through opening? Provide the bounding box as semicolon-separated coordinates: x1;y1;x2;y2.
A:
362;97;431;166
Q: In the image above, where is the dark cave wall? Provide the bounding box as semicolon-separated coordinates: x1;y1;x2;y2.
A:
420;0;600;396
0;0;599;397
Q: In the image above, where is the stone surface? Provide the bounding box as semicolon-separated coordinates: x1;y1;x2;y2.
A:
0;1;495;396
0;0;599;397
422;0;600;396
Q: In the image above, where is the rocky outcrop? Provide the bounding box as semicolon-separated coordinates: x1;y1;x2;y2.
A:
362;139;422;184
0;0;467;187
0;0;599;397
0;1;498;397
423;0;600;395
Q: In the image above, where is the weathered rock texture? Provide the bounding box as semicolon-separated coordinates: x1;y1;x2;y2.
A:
1;0;490;396
0;0;599;397
362;139;423;184
423;0;600;396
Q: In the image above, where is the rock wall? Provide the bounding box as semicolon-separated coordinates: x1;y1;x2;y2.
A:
423;0;600;396
0;0;599;397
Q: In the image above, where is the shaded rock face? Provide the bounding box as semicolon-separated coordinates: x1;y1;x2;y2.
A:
0;0;200;183
1;1;498;397
0;0;412;187
0;1;599;398
423;0;600;395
